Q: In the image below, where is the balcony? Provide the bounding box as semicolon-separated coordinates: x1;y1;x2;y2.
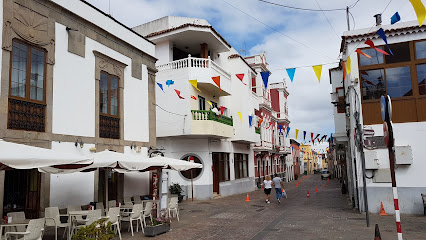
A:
254;140;273;152
157;55;231;96
190;110;233;138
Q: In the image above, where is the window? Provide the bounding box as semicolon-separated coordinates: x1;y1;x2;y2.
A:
99;72;120;139
384;42;410;64
8;41;46;132
386;66;412;97
361;69;386;100
198;96;205;110
180;155;203;180
416;41;426;59
416;64;426;95
251;77;257;93
234;153;248;179
360;47;384;66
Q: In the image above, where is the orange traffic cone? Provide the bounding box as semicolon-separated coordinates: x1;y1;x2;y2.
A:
296;183;299;187
315;187;318;192
245;193;250;202
307;190;310;198
379;202;387;216
326;181;329;186
323;184;325;188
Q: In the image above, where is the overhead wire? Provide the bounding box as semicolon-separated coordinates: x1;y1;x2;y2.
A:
314;0;340;39
257;0;362;11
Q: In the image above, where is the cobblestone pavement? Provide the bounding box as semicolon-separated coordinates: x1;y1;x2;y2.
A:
44;175;426;239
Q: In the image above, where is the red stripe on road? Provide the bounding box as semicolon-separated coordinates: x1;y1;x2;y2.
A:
394;199;399;210
396;222;402;233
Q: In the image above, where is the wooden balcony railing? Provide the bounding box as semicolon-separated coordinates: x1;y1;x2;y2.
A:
99;115;120;139
8;98;45;132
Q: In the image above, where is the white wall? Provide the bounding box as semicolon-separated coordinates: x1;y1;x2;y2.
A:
122;146;150;197
52;23;149;142
50;141;95;208
155;41;173;65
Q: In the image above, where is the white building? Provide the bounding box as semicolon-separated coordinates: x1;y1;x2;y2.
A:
133;16;260;200
0;0;156;218
331;19;426;214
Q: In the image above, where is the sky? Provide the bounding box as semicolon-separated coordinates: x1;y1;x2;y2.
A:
87;0;417;145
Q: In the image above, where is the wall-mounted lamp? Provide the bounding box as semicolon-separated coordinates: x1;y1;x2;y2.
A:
66;27;78;31
75;138;84;148
130;142;137;150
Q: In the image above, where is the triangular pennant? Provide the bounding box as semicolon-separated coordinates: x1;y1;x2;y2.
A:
303;131;306;140
311;132;314;141
188;80;201;92
212;76;221;89
342;61;346;80
286;127;290;137
249;116;253;127
156;82;164;92
286;68;296;82
365;39;390;55
330;133;333;143
166;80;174;87
236;74;247;85
376;28;394;55
237;112;243;122
260;71;270;89
278;124;283;132
207;101;213;108
323;135;327;142
312;65;322;83
174;89;185;99
191;95;197;100
296;129;299;139
258;118;263;127
355;49;372;59
220;106;225;118
409;0;426;26
346;57;351;75
314;134;320;140
391;12;401;24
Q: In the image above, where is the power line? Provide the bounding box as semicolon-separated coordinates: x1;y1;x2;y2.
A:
314;0;340;38
258;0;362;12
153;103;187;116
221;0;336;60
271;61;339;71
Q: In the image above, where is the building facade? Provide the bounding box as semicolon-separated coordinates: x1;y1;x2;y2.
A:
0;0;156;218
300;144;314;175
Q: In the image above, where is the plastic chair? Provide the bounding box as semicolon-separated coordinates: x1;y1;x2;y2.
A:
6;212;26;232
45;207;69;240
96;202;105;216
120;204;143;236
106;208;121;240
108;200;117;209
5;218;45;240
168;197;180;221
72;209;101;235
133;196;142;204
123;197;132;205
142;202;153;227
67;206;86;226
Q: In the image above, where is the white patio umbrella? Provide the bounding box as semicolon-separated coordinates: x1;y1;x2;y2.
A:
0;139;93;169
146;156;203;171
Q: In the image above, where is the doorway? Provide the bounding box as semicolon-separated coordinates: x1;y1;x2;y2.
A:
3;169;41;219
98;170;119;206
212;153;230;194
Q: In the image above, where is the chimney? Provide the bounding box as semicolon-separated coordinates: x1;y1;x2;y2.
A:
374;14;382;26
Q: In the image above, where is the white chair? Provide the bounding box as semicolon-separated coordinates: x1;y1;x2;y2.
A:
108;200;117;209
5;218;45;240
168;197;180;221
106;207;121;240
45;207;69;240
67;206;86;226
96;202;105;216
142;202;153;227
133;196;142;204
123;197;132;205
6;212;26;232
120;204;143;236
72;209;102;235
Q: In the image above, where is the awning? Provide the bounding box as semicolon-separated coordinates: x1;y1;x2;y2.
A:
0;139;93;170
146;156;203;171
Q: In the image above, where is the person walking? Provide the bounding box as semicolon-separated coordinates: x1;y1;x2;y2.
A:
272;174;285;203
262;175;273;204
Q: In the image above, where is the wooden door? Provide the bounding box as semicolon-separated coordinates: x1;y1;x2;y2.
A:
212;153;220;193
25;169;41;219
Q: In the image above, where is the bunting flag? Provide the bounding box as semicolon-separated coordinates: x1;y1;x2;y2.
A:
323;135;327;142
365;39;390;55
212;76;221;89
220;106;225;118
286;68;296;82
279;124;283;132
260;71;270;89
236;74;247;85
207;101;213;108
391;12;401;24
174;89;185;99
314;134;320;140
286;127;290;137
249;116;253;127
355;49;372;59
342;61;347;80
330;133;333;143
237;112;243;122
156;82;164;92
188;80;201;92
409;0;426;26
312;65;322;83
346;57;351;75
258;118;263;127
376;28;394;55
303;131;306;140
311;132;314;141
191;95;197;100
317;139;320;144
296;129;299;139
166;80;174;87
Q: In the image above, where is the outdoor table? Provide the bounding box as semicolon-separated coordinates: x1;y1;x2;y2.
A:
68;210;89;240
0;219;30;240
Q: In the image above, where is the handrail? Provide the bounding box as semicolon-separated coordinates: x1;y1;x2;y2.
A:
191;110;233;126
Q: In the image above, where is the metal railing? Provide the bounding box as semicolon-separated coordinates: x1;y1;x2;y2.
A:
191;110;233;126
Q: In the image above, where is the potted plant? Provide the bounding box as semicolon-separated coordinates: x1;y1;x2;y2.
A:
144;210;171;237
169;183;184;203
72;219;114;240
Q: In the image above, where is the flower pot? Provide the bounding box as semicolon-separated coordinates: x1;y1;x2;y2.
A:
144;223;170;237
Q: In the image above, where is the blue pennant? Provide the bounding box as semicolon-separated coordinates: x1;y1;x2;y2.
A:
260;71;270;89
376;28;394;56
248;116;253;127
391;12;401;25
156;82;164;92
286;68;296;82
166;80;175;87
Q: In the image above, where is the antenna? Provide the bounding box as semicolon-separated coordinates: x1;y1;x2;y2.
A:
109;0;111;15
239;41;247;56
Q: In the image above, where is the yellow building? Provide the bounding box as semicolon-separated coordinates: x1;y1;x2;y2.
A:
300;144;314;175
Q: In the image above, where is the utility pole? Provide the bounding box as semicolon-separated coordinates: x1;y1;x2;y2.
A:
355;111;369;227
346;6;350;31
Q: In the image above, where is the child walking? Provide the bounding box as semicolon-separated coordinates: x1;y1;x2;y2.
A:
262;175;273;204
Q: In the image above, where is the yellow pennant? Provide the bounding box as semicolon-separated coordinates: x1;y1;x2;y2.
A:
237;112;243;122
410;0;426;26
188;80;201;92
312;65;322;83
296;129;299;139
347;56;351;75
207;101;213;108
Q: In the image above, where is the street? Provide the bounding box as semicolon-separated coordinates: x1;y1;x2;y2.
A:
119;175;425;240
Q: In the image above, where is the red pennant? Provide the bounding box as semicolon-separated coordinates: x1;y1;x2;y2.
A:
236;74;247;85
220;106;225;118
355;49;372;59
191;95;197;100
212;76;221;89
317;139;320;144
311;132;314;141
174;89;185;99
365;39;389;56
